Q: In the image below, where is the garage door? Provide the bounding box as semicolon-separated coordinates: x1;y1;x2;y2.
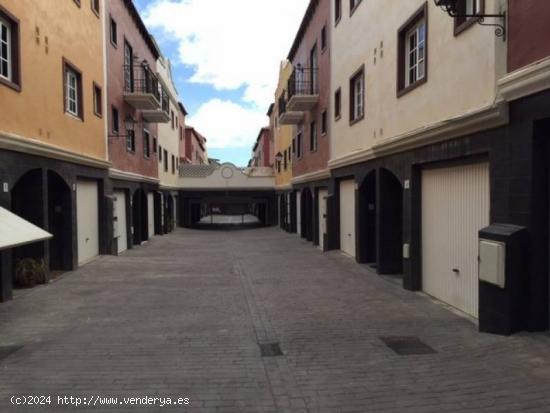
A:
318;189;328;251
339;180;356;257
422;162;490;318
113;190;127;254
147;193;154;239
296;193;301;236
77;180;99;265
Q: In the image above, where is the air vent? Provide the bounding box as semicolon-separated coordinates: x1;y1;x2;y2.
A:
379;337;436;355
259;342;283;357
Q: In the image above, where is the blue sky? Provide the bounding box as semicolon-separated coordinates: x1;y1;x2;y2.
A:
134;0;308;166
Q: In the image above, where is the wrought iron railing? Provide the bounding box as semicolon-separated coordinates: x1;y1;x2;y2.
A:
123;63;160;102
278;94;287;115
287;66;319;100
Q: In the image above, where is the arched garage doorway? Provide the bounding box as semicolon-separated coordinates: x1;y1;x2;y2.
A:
358;168;403;275
300;187;314;242
132;188;148;245
47;171;73;271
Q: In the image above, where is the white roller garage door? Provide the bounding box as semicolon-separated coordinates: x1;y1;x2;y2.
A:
422;162;490;318
318;189;328;251
113;190;127;254
339;180;356;257
147;193;154;239
77;180;99;265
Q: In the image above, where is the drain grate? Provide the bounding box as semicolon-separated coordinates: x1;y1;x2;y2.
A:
379;337;436;355
0;346;23;362
259;342;283;357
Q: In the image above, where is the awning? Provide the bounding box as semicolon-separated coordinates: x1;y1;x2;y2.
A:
0;207;52;251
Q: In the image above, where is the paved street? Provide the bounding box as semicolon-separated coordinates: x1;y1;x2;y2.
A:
0;227;550;412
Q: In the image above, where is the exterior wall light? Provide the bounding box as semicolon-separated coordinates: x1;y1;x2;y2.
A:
109;115;136;139
433;0;506;39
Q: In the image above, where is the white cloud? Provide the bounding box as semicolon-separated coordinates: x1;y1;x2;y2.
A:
143;0;309;109
186;99;267;149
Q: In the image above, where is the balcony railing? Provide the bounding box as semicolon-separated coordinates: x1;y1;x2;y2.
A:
287;66;319;100
123;63;161;110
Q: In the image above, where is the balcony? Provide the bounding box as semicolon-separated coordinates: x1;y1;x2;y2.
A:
286;66;319;112
278;94;303;125
141;87;170;123
123;63;161;110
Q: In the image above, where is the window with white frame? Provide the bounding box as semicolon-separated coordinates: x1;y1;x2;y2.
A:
0;16;11;81
405;20;426;88
64;61;82;119
349;67;364;123
398;4;427;95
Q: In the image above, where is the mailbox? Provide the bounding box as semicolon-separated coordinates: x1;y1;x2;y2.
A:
478;224;528;335
478;239;506;288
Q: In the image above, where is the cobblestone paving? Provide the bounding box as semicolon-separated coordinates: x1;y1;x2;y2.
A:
0;227;550;412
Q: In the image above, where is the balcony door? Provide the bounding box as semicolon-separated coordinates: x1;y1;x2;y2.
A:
124;41;134;92
310;44;318;94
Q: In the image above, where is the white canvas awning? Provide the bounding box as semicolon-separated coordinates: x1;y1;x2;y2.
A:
0;207;52;251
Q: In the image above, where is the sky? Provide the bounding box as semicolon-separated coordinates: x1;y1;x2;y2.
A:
134;0;309;166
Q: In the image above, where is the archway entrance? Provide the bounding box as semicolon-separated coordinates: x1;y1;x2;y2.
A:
47;171;72;271
300;188;314;241
11;169;45;278
358;169;403;275
132;188;148;245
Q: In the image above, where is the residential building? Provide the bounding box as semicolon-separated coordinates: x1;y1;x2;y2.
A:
106;0;166;253
184;127;208;165
280;0;331;250
156;55;180;234
251;127;271;168
272;60;296;232
0;0;109;301
322;0;548;334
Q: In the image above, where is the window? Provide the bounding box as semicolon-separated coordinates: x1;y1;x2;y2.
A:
163;149;168;171
334;88;341;119
350;0;362;15
159;145;162;161
321;110;327;135
126;130;135;153
292;138;296;154
334;0;341;24
283;149;288;170
310;121;317;152
296;133;303;159
349;66;364;124
143;129;150;158
0;9;20;90
310;44;318;93
63;60;83;119
171;110;175;129
124;41;133;92
153;137;157;153
93;83;102;117
455;0;483;35
109;17;117;47
176;117;178;129
179;126;183;141
171;155;175;174
111;106;119;134
321;26;327;51
398;4;427;96
91;0;100;16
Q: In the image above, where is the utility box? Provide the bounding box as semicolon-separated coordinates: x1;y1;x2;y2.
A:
478;224;528;335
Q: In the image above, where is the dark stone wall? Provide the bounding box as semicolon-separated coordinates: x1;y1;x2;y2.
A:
0;149;112;302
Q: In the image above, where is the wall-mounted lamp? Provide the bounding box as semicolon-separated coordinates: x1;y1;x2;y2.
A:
275;152;283;163
108;115;136;139
434;0;506;40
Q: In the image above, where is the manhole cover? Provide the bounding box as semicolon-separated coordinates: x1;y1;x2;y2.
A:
379;337;436;355
259;343;283;357
0;346;23;362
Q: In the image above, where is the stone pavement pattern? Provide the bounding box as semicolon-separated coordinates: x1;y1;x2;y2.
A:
0;227;549;412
